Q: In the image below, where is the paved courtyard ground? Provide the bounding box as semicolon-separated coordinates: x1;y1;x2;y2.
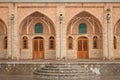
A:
0;74;120;80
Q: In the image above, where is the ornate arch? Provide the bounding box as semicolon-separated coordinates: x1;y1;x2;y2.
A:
19;11;55;35
49;36;55;49
114;19;120;35
67;36;73;49
67;11;102;35
22;36;28;49
0;19;7;34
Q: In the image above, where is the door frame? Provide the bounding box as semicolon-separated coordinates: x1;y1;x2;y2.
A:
32;36;44;59
77;36;89;59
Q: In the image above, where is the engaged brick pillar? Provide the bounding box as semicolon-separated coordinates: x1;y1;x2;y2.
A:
104;4;114;60
56;4;66;60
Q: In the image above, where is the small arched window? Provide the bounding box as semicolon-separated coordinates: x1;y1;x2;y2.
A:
49;36;55;49
114;36;117;49
4;36;7;49
79;23;87;34
35;23;43;33
22;36;28;49
68;37;73;49
93;36;98;49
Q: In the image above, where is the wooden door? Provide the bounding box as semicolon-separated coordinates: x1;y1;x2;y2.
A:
33;37;44;59
77;37;88;59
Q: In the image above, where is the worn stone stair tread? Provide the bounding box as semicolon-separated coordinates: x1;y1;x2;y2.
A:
35;70;94;74
33;63;96;79
45;65;85;68
34;72;95;76
41;67;88;71
36;70;91;73
34;75;95;79
34;72;78;76
34;75;95;77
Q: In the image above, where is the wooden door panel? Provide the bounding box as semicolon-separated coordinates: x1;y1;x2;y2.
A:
78;51;86;58
39;40;44;51
77;37;88;59
34;40;38;51
77;51;82;58
83;40;88;51
38;39;44;59
33;40;38;59
33;37;44;59
78;40;82;51
38;52;44;59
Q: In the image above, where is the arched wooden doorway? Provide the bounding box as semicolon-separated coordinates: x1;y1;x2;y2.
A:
77;37;89;59
33;37;44;59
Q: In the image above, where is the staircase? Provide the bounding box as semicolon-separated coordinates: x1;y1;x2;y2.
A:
33;62;97;80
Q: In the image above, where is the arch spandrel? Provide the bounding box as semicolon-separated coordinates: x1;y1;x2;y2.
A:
0;19;7;34
28;19;47;34
114;19;120;34
19;11;55;35
72;19;93;34
67;11;102;35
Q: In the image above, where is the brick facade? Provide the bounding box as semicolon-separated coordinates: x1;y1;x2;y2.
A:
0;2;120;60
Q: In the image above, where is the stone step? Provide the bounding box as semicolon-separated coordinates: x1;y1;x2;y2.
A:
45;64;85;68
34;75;96;80
33;63;96;80
42;67;88;71
34;72;95;76
45;66;72;69
36;69;92;73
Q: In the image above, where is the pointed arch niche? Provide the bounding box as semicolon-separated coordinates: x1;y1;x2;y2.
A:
113;19;120;59
66;11;103;59
19;11;56;60
67;11;102;35
0;19;7;59
20;11;55;35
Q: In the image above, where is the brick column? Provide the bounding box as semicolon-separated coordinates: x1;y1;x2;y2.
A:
103;5;108;59
56;5;60;59
8;3;20;60
60;5;66;60
109;6;114;59
103;4;114;60
56;4;66;60
13;3;20;60
7;3;15;59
